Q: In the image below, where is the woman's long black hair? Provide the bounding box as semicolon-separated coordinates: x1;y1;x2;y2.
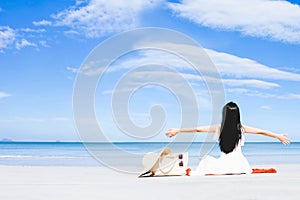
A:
219;102;242;154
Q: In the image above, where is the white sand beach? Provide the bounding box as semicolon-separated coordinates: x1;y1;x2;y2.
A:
0;164;299;200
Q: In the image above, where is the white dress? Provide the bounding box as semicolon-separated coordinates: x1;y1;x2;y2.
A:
193;134;252;175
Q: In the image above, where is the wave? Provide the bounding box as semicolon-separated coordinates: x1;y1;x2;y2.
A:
0;155;90;159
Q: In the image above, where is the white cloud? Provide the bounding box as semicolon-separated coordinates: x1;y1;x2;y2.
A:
75;45;300;91
50;0;163;38
169;0;300;43
15;39;37;50
0;26;49;52
13;116;70;123
39;40;49;47
0;92;11;99
226;88;276;98
226;88;248;94
0;26;48;51
63;30;80;36
280;93;300;100
51;117;69;121
66;66;79;73
128;43;300;82
74;44;300;101
223;79;279;89
0;26;16;50
182;73;280;89
109;47;300;82
32;20;52;26
260;105;272;110
205;48;300;81
108;50;190;73
19;28;46;33
226;88;300;100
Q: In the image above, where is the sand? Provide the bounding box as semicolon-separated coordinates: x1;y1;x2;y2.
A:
0;164;299;200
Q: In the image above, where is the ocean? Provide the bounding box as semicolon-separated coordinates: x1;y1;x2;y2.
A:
0;142;299;170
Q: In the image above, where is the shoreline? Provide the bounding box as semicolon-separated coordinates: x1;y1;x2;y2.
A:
1;141;299;143
0;164;299;200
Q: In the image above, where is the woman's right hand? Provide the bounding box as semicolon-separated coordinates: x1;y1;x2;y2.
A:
165;128;180;138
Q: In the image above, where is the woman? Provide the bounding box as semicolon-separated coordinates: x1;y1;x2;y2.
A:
166;102;290;175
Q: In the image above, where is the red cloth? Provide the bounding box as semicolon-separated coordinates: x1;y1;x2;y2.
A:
252;168;277;174
186;168;191;176
185;168;277;176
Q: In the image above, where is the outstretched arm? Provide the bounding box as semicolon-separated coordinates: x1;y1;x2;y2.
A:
243;125;290;145
166;125;219;138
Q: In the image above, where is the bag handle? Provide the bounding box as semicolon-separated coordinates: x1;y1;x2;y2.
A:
158;155;176;175
158;154;184;175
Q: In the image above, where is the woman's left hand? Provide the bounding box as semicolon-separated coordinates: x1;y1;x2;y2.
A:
277;134;290;145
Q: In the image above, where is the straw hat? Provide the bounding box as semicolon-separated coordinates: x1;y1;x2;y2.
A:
139;148;171;177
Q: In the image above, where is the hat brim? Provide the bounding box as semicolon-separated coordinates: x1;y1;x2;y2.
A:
139;148;171;177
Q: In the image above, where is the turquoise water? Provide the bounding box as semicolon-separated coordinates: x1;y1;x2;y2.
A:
0;142;299;167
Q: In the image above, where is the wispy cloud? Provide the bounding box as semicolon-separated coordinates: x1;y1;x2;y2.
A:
68;41;300;101
66;66;80;73
0;92;11;99
32;20;52;26
73;44;300;82
226;88;300;100
51;117;70;121
15;39;37;50
260;105;272;110
19;28;46;33
39;40;50;48
0;25;48;51
183;73;280;89
226;88;276;98
0;26;16;50
11;117;70;123
110;47;300;82
222;79;279;89
71;46;300;91
279;93;300;100
168;0;300;43
48;0;163;38
206;49;300;81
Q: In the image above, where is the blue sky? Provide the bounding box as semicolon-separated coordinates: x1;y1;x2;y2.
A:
0;0;300;142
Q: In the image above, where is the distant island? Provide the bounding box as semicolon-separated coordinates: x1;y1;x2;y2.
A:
1;138;14;142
